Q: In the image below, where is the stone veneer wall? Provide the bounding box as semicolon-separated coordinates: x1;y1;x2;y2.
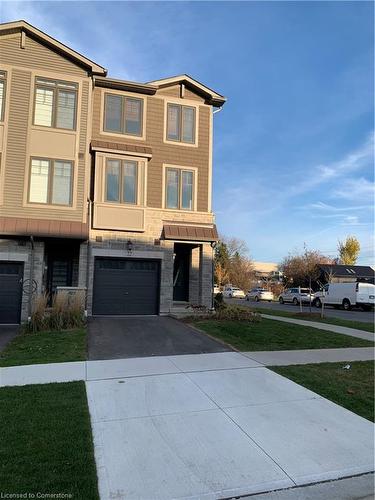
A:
0;239;44;322
82;208;215;314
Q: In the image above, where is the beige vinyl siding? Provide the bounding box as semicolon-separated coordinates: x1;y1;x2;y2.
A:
157;85;181;98
0;70;89;222
92;88;210;212
0;34;87;77
184;88;206;103
2;69;30;210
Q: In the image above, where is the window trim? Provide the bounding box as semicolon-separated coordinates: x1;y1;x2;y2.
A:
163;165;197;211
103;92;144;138
28;157;74;207
104;158;138;205
32;77;78;131
166;103;196;144
164;99;199;147
0;70;6;122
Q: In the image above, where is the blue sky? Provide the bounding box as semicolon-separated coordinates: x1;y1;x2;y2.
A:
2;1;374;264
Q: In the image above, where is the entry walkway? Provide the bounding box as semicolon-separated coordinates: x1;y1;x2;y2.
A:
244;347;374;366
261;314;374;341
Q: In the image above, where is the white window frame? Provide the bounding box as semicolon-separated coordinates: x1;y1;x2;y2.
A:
28;157;74;207
33;77;78;131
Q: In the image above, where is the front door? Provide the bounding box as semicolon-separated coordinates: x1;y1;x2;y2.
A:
173;245;190;302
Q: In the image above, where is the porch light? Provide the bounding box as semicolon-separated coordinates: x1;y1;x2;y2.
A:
127;240;133;255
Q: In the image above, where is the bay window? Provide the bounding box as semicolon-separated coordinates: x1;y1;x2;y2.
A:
105;159;138;204
166;168;195;210
104;93;143;136
29;158;73;206
33;78;77;130
166;103;196;144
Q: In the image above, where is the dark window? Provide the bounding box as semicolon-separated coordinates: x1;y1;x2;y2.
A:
104;94;143;136
166;168;194;210
167;103;195;144
105;159;138;205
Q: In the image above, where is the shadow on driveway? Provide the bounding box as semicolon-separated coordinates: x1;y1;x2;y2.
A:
88;316;231;360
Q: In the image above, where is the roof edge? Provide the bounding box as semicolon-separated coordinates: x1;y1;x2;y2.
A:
0;20;107;75
94;76;157;95
148;74;226;107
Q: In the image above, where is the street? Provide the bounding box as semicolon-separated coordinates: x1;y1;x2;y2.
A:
228;298;374;323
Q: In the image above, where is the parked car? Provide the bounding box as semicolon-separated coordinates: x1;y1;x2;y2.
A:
246;288;274;302
313;282;375;311
223;286;246;299
278;287;314;305
213;284;220;295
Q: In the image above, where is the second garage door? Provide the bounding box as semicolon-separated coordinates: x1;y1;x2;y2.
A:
92;258;160;316
0;261;24;324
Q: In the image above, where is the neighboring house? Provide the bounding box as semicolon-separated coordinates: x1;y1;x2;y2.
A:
0;20;226;324
318;265;375;285
253;261;283;284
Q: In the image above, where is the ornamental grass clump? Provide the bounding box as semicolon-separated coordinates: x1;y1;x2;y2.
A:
27;293;48;333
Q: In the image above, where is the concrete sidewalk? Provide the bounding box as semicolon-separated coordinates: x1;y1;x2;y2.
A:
244;347;374;366
242;473;374;499
261;314;374;341
1;352;373;499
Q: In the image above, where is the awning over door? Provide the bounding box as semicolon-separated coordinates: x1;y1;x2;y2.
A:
163;224;218;243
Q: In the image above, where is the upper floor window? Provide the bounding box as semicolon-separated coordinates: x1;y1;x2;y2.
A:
104;94;143;136
167;103;195;144
33;78;78;130
0;71;6;121
166;168;194;210
105;158;137;204
29;158;73;206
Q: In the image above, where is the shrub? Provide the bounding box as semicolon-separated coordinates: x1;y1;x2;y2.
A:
25;293;48;333
214;292;225;311
214;304;261;322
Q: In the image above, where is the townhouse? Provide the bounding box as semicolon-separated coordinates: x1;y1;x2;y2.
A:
0;20;226;324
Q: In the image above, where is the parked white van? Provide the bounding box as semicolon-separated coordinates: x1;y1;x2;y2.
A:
313;282;375;311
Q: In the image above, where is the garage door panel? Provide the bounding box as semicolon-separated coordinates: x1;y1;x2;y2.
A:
93;258;160;316
0;262;23;324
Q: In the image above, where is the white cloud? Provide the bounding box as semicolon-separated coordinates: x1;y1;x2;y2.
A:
332;177;375;201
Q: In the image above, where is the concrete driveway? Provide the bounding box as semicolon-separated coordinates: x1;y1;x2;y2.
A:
87;316;231;360
86;352;374;500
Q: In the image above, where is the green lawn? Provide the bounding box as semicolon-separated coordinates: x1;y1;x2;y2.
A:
252;306;374;333
271;361;374;422
0;328;87;367
0;381;99;498
193;319;374;351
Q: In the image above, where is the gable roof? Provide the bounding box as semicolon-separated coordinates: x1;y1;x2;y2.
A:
319;264;375;278
148;74;226;107
0;20;107;75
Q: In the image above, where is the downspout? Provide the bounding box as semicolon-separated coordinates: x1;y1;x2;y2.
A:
85;197;91;316
28;235;35;320
211;241;217;311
